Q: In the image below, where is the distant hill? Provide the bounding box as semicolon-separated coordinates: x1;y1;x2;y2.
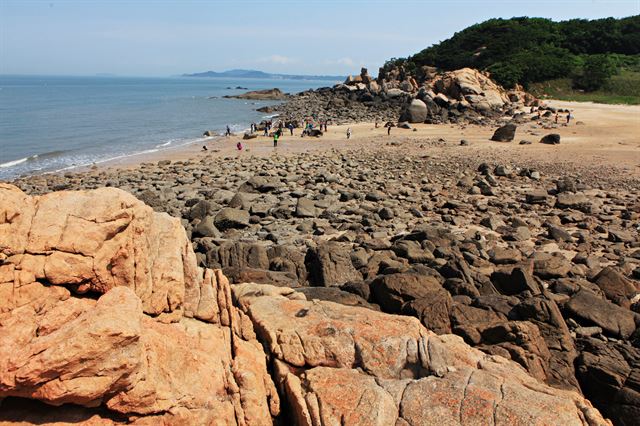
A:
183;69;345;81
383;16;640;92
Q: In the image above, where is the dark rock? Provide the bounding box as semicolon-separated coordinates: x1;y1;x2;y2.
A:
478;321;552;384
532;252;571;279
540;134;561;145
295;198;317;218
188;200;215;221
548;225;573;242
593;267;638;307
488;247;522;265
224;267;299;287
378;207;395;220
340;280;372;301
565;289;637;339
399;99;429;123
192;216;221;238
239;176;282;193
214;208;250;230
137;190;163;210
491;267;541;295
511;297;580;391
370;273;452;334
305;242;362;287
556;193;594;213
575;338;640;426
525;190;548;204
296;287;379;310
443;278;480;298
207;241;270;271
490;124;517;142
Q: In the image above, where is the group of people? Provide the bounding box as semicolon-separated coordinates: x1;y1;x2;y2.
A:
530;106;573;124
205;117;348;153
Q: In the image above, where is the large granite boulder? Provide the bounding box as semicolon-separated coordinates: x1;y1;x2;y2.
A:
431;68;509;109
399;99;428;123
0;184;279;424
232;283;610;426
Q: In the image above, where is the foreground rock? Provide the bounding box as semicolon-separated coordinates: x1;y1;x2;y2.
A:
0;185;612;425
233;283;609;425
0;184;279;424
491;123;517;142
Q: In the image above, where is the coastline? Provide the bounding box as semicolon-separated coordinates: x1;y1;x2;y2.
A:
78;99;640;181
5;99;640;184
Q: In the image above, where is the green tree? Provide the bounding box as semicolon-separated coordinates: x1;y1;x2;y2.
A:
574;55;618;91
393;15;639;88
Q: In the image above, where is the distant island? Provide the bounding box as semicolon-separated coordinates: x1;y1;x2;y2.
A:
182;69;345;81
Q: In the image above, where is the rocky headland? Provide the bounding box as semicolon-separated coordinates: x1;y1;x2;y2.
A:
265;66;535;126
224;88;290;101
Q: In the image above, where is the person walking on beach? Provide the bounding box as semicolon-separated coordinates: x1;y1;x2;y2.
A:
263;125;268;137
555;112;559;124
387;125;391;136
346;128;352;140
288;122;294;136
566;111;572;124
273;132;279;148
226;125;231;137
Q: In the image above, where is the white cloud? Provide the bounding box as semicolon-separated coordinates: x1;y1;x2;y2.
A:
323;57;358;67
258;54;298;65
336;57;355;66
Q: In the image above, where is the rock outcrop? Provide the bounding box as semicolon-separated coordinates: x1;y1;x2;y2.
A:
0;184;279;424
0;184;612;425
271;66;534;126
224;88;289;100
233;283;609;425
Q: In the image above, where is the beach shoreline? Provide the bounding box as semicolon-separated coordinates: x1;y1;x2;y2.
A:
75;99;640;180
5;99;640;184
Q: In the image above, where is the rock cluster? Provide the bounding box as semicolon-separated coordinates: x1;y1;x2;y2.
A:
271;67;535;126
0;184;613;425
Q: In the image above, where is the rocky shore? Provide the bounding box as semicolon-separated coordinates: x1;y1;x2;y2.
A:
5;131;640;424
266;67;535;126
0;181;617;425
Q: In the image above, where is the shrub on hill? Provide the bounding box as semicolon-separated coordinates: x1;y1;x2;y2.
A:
384;16;640;90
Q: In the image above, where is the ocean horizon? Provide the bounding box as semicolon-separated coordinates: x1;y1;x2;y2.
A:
0;74;332;180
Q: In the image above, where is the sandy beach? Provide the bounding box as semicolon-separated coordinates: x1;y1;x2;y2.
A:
95;99;640;178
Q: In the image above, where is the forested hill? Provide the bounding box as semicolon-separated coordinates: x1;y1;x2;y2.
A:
386;16;640;90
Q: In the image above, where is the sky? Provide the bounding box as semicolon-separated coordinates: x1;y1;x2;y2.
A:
1;0;639;77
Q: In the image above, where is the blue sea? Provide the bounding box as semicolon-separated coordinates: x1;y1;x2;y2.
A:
0;75;331;180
